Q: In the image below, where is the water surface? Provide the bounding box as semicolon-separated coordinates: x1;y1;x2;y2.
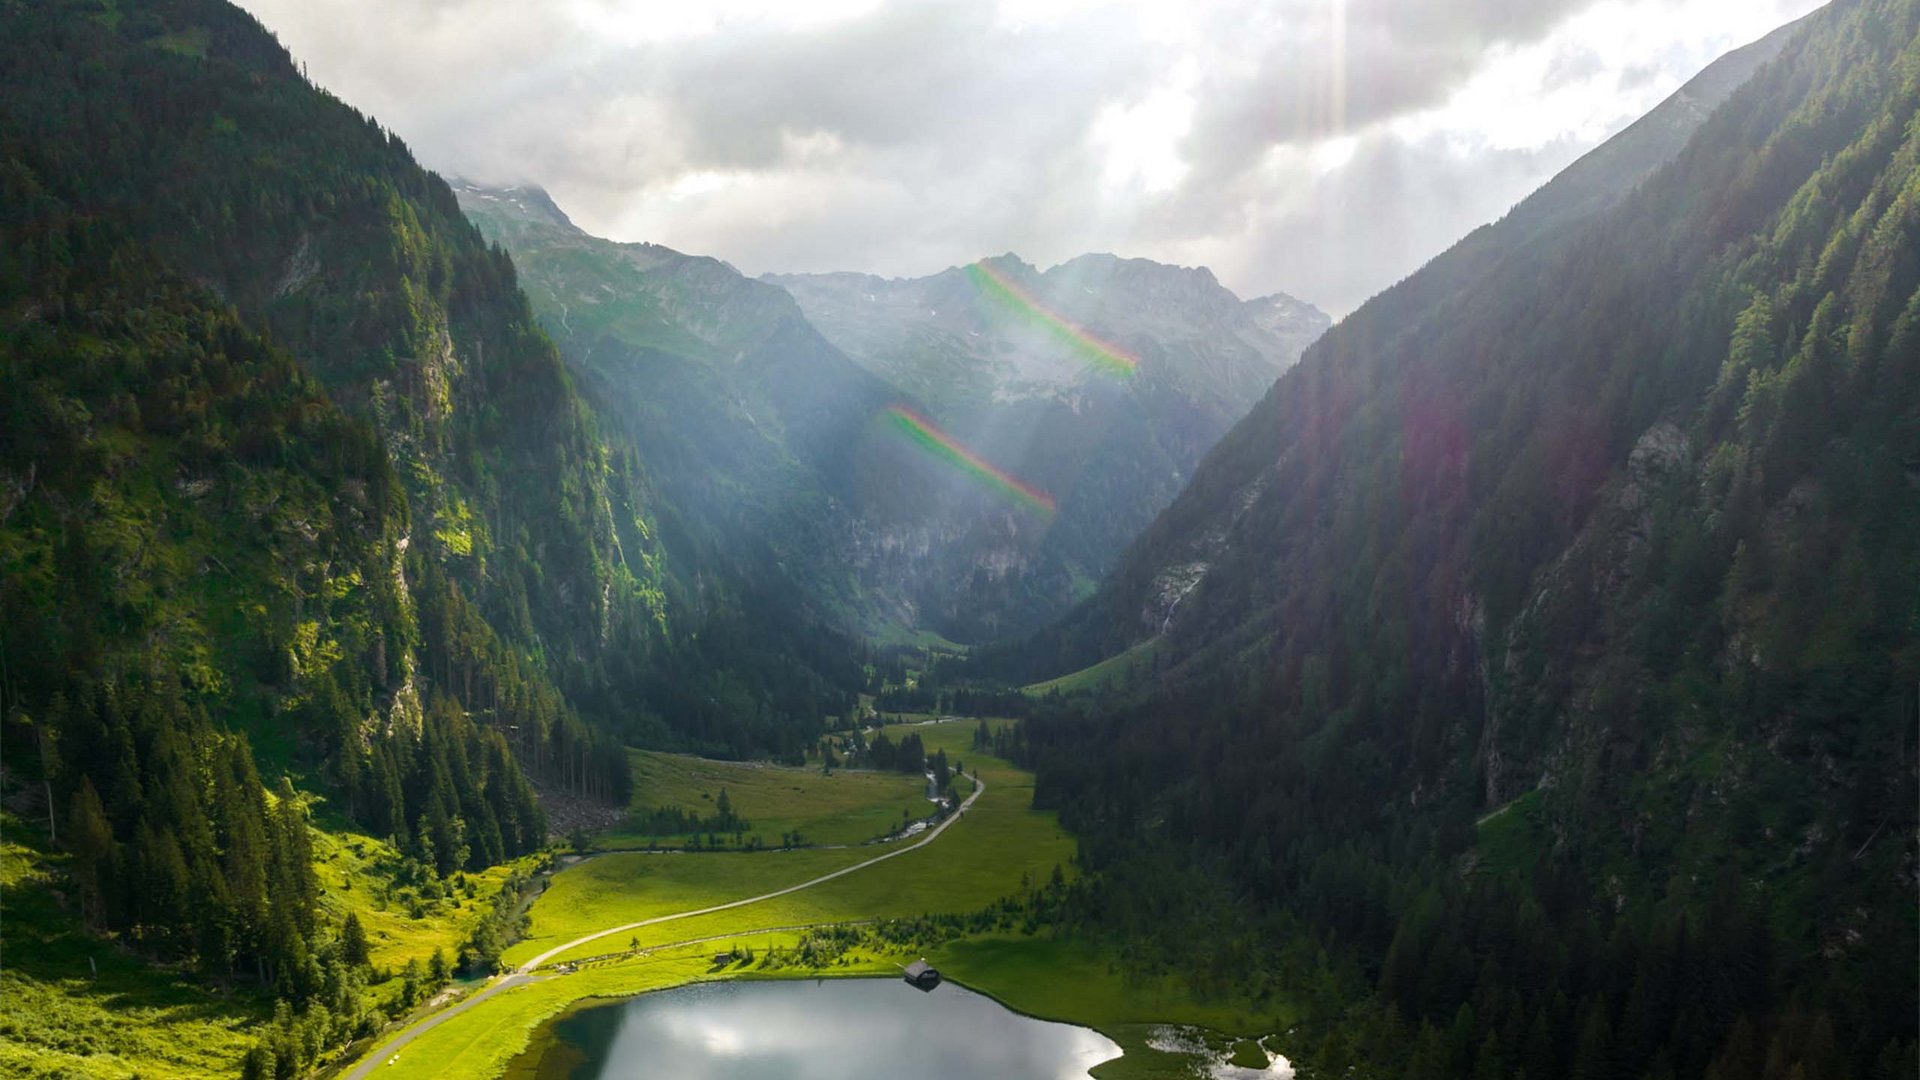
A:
524;977;1121;1079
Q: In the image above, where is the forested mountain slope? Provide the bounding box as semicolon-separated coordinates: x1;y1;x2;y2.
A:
1002;1;1918;1077
0;1;863;1072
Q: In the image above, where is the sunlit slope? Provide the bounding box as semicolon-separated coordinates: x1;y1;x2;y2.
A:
456;183;904;635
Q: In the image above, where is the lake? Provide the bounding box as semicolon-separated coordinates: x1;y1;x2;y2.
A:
515;977;1123;1079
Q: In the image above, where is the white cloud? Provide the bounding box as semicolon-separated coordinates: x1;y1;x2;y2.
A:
1092;61;1198;195
236;0;1829;316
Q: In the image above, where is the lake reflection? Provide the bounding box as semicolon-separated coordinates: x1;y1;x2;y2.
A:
532;977;1122;1079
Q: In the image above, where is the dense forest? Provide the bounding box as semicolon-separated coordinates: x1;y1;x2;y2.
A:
5;0;1916;1078
0;0;869;1071
997;1;1919;1077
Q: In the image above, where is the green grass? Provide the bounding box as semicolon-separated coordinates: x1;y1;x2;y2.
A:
510;734;1073;968
311;826;531;973
598;750;931;850
0;809;539;1079
932;935;1271;1032
372;726;1292;1080
149;26;210;58
868;621;967;651
500;847;876;967
1024;637;1162;696
0;815;268;1079
929;934;1292;1079
1472;789;1548;877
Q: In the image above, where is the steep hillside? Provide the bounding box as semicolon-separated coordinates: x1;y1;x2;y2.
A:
994;6;1836;680
1003;1;1918;1077
455;183;900;632
0;0;852;1072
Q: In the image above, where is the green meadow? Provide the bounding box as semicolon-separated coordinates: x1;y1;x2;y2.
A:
1022;637;1162;696
0;807;541;1080
311;827;532;974
0;815;268;1079
355;721;1293;1080
596;749;932;850
511;725;1073;968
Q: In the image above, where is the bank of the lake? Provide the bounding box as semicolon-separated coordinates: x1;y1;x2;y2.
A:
346;725;1294;1080
504;976;1122;1079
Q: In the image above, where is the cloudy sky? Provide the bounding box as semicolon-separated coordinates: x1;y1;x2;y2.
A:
237;0;1825;315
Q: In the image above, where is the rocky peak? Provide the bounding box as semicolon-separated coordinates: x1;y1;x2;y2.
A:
1244;292;1334;340
450;180;577;232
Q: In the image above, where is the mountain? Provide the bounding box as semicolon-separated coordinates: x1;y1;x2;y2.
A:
768;255;1330;639
461;186;1330;643
767;255;1325;413
0;2;882;1071
992;5;1841;680
454;182;902;633
994;2;1919;1076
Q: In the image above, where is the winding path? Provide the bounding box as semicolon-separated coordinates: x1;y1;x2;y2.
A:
341;773;984;1078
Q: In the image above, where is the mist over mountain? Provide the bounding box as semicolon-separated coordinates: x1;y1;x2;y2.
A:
461;186;1328;643
768;254;1329;640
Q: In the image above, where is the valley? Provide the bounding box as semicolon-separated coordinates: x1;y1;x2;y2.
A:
339;720;1282;1080
2;1;1914;1079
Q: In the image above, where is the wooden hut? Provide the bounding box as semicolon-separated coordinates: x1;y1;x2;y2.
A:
903;958;942;991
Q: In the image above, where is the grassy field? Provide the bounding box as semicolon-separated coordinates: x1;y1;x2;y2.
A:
311;826;534;974
1024;637;1162;696
512;723;1074;967
0;808;540;1080
499;846;876;967
0;813;269;1079
596;750;932;850
933;935;1291;1079
364;721;1295;1080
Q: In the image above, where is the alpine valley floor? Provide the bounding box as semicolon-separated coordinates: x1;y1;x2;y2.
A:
336;720;1293;1080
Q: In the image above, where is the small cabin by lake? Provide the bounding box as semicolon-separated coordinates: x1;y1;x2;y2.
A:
903;958;941;991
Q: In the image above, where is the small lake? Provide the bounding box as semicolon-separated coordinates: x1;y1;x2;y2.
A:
516;977;1123;1079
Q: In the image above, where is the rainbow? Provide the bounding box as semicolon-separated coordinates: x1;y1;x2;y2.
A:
965;261;1138;378
882;405;1056;515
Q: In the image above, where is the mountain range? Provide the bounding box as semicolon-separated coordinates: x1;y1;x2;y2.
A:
3;1;1914;1078
458;186;1329;643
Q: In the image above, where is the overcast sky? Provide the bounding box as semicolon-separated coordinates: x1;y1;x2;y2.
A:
237;0;1825;316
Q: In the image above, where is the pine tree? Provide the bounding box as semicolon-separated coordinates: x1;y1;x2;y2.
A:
66;777;115;929
341;912;371;967
1569;998;1615;1080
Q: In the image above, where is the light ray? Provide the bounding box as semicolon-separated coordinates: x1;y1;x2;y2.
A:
881;405;1056;515
964;261;1138;378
